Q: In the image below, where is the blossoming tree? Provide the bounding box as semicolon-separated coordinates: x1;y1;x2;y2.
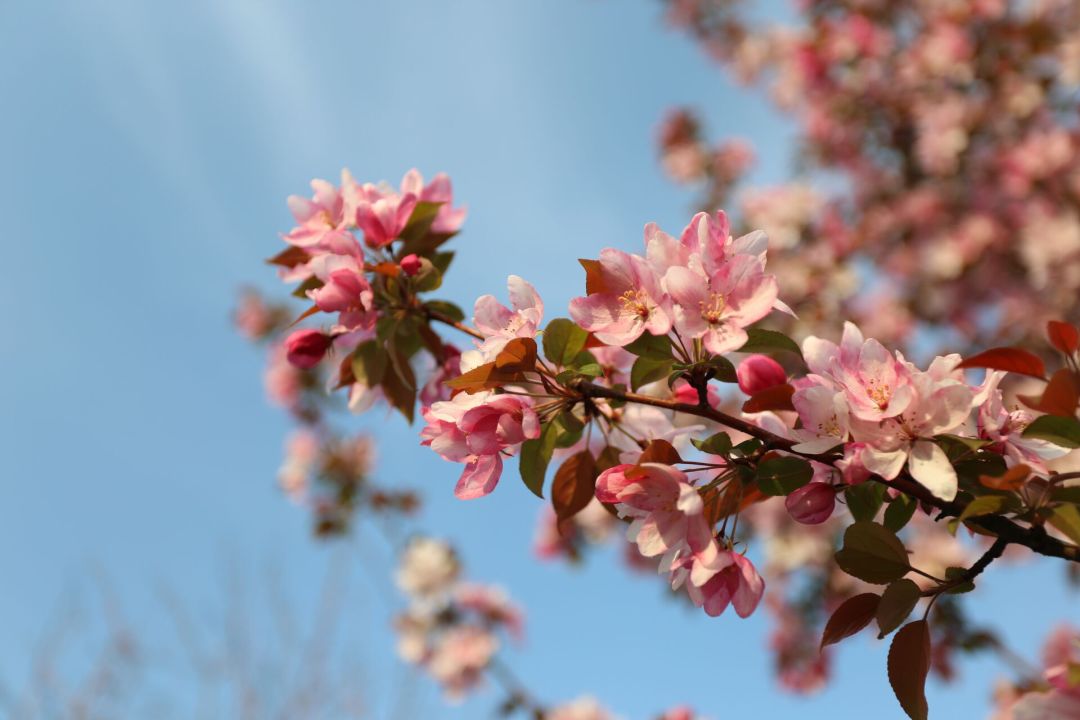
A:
238;161;1080;718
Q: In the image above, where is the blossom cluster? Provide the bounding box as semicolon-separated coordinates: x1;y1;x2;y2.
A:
394;537;523;700
660;0;1080;350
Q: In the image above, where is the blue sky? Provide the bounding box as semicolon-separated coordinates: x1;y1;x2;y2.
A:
1;0;1074;717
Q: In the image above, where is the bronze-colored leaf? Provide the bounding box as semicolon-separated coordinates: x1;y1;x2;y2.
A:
741;383;795;413
552;451;599;522
978;464;1031;491
495;337;538;372
639;439;682;465
956;347;1046;380
820;593;880;650
888;621;931;720
1048;320;1080;355
579;258;610;296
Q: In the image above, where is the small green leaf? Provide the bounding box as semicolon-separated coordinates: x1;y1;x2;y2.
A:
519;422;558;498
423;300;465;323
957;495;1016;526
737;328;804;361
568;350;602;377
1048;503;1080;546
692;432;733;457
733;438;763;457
835;521;911;585
542;318;589;367
1022;415;1080;448
876;579;921;638
351;340;388;388
755;456;813;496
631;356;672;391
845;482;887;522
703;355;738;383
623;333;674;360
884;494;918;533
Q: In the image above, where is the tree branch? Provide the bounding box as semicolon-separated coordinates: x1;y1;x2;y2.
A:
567;379;1080;565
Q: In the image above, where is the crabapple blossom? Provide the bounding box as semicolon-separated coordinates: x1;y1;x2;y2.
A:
784;482;836;525
399;169;467;235
570;248;672;346
547;697;618;720
400;253;422;276
420;391;540;499
283;328;333;369
685;544;765;618
594;463;711;568
426;624;499;700
396;536;460;599
307;263;376;333
353;183;417;248
461;275;544;372
737;353;787;395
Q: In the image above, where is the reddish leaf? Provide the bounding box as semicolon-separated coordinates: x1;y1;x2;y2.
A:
888;620;931;720
372;261;401;278
445;361;524;394
1048;320;1080;354
583;332;607;350
956;348;1046;380
639;439;683;465
705;483;765;526
820;593;880;650
579;258;610;295
552;451;599;522
979;464;1031;491
290;304;321;327
495;337;538;372
741;383;795;413
266;246;312;268
1020;368;1080;418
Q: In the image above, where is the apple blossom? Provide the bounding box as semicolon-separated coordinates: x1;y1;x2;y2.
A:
570;248;671;346
737;354;787;395
784;482;836;525
283;328;333;369
461;275;544;372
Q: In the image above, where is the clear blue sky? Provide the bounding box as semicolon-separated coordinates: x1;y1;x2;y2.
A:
1;0;1074;717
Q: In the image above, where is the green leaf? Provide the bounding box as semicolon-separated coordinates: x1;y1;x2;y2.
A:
623;333;674;361
820;593;880;650
733;438;763;457
876;579;921;638
845;482;887;522
888;621;931;720
692;432;733;457
552;410;585;449
1048;503;1080;546
755;456;813;496
412;259;442;292
519;422;558;498
702;355;738;383
431;250;455;275
631;356;672;392
884;494;918;533
542;318;589;367
1022;415;1080;448
291;275;322;300
423;300;465;323
835;521;911;584
350;340;388;388
943;567;975;594
397;200;443;245
381;346;417;424
737;328;804;361
568;350;602;377
957;494;1017;526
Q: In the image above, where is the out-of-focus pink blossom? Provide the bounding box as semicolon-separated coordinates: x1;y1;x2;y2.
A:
400;253;422;276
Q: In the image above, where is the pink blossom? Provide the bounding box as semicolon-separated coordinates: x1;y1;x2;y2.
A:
307;265;376;332
977;371;1070;471
595;463;711;567
400;169;467;234
737;354;787;395
426;625;498;700
400;253;422;276
461;275;543;371
354;182;418;248
547;697;618;720
264;344;303;410
454;583;525;640
421;392;540;499
570;248;671;346
419;344;462;406
685;544;765;618
283;173;356;249
784;482;836;524
665;253;778;354
284;328;332;369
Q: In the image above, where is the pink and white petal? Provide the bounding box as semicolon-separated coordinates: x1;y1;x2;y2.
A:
454;454;503;499
908;440;958;501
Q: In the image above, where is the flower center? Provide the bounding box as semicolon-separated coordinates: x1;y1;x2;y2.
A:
699;292;727;324
866;378;891;408
618;289;652;319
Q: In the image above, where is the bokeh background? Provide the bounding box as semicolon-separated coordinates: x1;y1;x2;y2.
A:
1;0;1074;717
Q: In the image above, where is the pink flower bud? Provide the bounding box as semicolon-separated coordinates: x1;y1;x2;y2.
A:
784;482;836;524
284;328;332;369
737;354;787;395
400;253;422;276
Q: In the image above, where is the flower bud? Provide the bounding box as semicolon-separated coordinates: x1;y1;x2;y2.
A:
737;354;788;395
284;328;332;369
784;482;836;524
400;253;422;277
